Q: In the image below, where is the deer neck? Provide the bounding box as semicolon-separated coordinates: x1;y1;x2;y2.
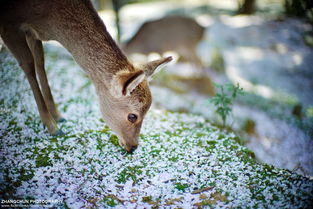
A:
48;2;131;84
59;25;130;83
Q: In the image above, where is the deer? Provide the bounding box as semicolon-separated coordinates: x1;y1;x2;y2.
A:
0;0;172;153
123;16;204;66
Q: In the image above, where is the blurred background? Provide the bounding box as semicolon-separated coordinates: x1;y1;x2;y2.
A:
89;0;313;177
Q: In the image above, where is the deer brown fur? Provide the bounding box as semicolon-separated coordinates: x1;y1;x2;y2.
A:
0;0;171;153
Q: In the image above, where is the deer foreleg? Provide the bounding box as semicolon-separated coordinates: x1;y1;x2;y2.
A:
25;31;64;122
1;27;60;134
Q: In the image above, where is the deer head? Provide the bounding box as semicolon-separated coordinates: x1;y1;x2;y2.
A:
96;56;172;153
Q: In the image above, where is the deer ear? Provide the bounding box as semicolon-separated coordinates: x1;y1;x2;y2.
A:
110;70;145;97
143;56;172;78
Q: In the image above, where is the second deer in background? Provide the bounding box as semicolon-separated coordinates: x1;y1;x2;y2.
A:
123;16;205;67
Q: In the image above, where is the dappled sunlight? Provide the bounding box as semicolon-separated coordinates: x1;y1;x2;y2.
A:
292;52;303;66
122;1;175;19
206;0;238;10
235;46;265;61
220;15;264;28
226;65;298;104
196;14;215;27
259;136;276;150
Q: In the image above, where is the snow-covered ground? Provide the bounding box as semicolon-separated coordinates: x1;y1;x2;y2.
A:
151;84;313;177
200;15;313;177
1;42;312;208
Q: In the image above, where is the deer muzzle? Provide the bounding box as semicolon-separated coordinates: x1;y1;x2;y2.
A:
118;137;138;154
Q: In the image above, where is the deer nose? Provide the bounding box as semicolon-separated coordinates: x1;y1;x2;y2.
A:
128;145;138;154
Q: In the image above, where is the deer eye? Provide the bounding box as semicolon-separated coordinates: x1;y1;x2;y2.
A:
128;113;137;123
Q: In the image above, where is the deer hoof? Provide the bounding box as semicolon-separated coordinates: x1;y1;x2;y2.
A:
53;129;65;136
57;117;67;123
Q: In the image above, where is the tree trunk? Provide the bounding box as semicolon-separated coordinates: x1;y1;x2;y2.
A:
238;0;256;15
112;0;122;43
